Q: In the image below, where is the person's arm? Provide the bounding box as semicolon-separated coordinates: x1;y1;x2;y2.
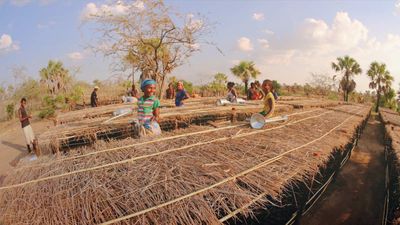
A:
152;100;160;122
95;94;99;106
18;108;30;122
232;89;238;98
258;88;264;99
264;98;274;118
184;90;190;100
153;108;160;122
18;108;23;122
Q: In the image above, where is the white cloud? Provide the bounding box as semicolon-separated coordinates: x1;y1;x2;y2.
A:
81;1;144;21
252;13;264;21
0;34;19;53
132;0;144;10
250;12;400;91
68;52;84;60
264;50;296;65
396;0;400;14
237;37;253;52
300;12;368;52
258;39;269;48
0;34;12;49
188;19;204;31
263;29;274;35
189;43;200;50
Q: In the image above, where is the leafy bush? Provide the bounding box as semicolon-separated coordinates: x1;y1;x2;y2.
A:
38;108;55;119
6;103;15;120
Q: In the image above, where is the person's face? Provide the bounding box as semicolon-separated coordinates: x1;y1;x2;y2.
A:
262;82;271;92
21;100;26;107
144;84;156;96
177;83;184;90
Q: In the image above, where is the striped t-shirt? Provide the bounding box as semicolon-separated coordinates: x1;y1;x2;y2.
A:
137;95;160;126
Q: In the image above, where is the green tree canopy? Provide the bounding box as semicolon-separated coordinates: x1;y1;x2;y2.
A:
367;61;394;112
331;55;362;102
39;60;72;95
230;61;260;92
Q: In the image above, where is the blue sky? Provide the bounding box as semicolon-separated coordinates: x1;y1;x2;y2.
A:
1;0;400;92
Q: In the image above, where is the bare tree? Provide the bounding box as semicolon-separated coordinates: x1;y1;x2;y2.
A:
85;0;209;98
309;73;337;96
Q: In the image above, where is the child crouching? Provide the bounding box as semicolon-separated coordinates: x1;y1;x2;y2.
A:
137;79;162;136
260;79;275;118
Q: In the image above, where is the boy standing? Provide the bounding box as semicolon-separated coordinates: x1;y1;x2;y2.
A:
18;98;36;153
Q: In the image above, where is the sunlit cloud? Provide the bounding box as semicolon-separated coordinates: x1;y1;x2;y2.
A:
67;51;84;60
263;29;274;35
81;1;144;21
237;37;253;52
0;34;19;54
252;12;264;21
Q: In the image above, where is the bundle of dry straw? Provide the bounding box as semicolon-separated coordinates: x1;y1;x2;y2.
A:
0;104;370;225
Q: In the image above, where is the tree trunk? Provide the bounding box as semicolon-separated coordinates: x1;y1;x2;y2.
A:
158;74;166;100
244;80;248;94
345;74;349;102
132;66;135;84
376;86;381;112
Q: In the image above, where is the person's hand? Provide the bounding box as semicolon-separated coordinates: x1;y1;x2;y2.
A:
29;115;32;119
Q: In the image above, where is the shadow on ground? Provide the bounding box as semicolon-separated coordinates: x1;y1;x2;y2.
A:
300;116;385;225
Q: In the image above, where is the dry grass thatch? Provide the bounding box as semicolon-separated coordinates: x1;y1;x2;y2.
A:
380;108;400;225
38;102;296;154
0;103;370;225
37;97;345;155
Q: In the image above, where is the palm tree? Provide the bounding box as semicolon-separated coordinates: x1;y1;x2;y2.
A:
367;61;394;112
39;60;71;95
331;56;362;102
230;61;260;92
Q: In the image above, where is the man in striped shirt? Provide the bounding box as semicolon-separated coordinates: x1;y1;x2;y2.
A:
137;79;161;135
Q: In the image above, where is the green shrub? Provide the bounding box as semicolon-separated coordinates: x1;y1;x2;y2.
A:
6;103;15;120
38;107;55;119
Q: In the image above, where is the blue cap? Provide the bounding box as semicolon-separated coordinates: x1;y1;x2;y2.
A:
141;79;156;91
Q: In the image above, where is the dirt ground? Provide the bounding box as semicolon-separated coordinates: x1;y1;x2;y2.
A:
0;118;53;178
300;116;385;225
